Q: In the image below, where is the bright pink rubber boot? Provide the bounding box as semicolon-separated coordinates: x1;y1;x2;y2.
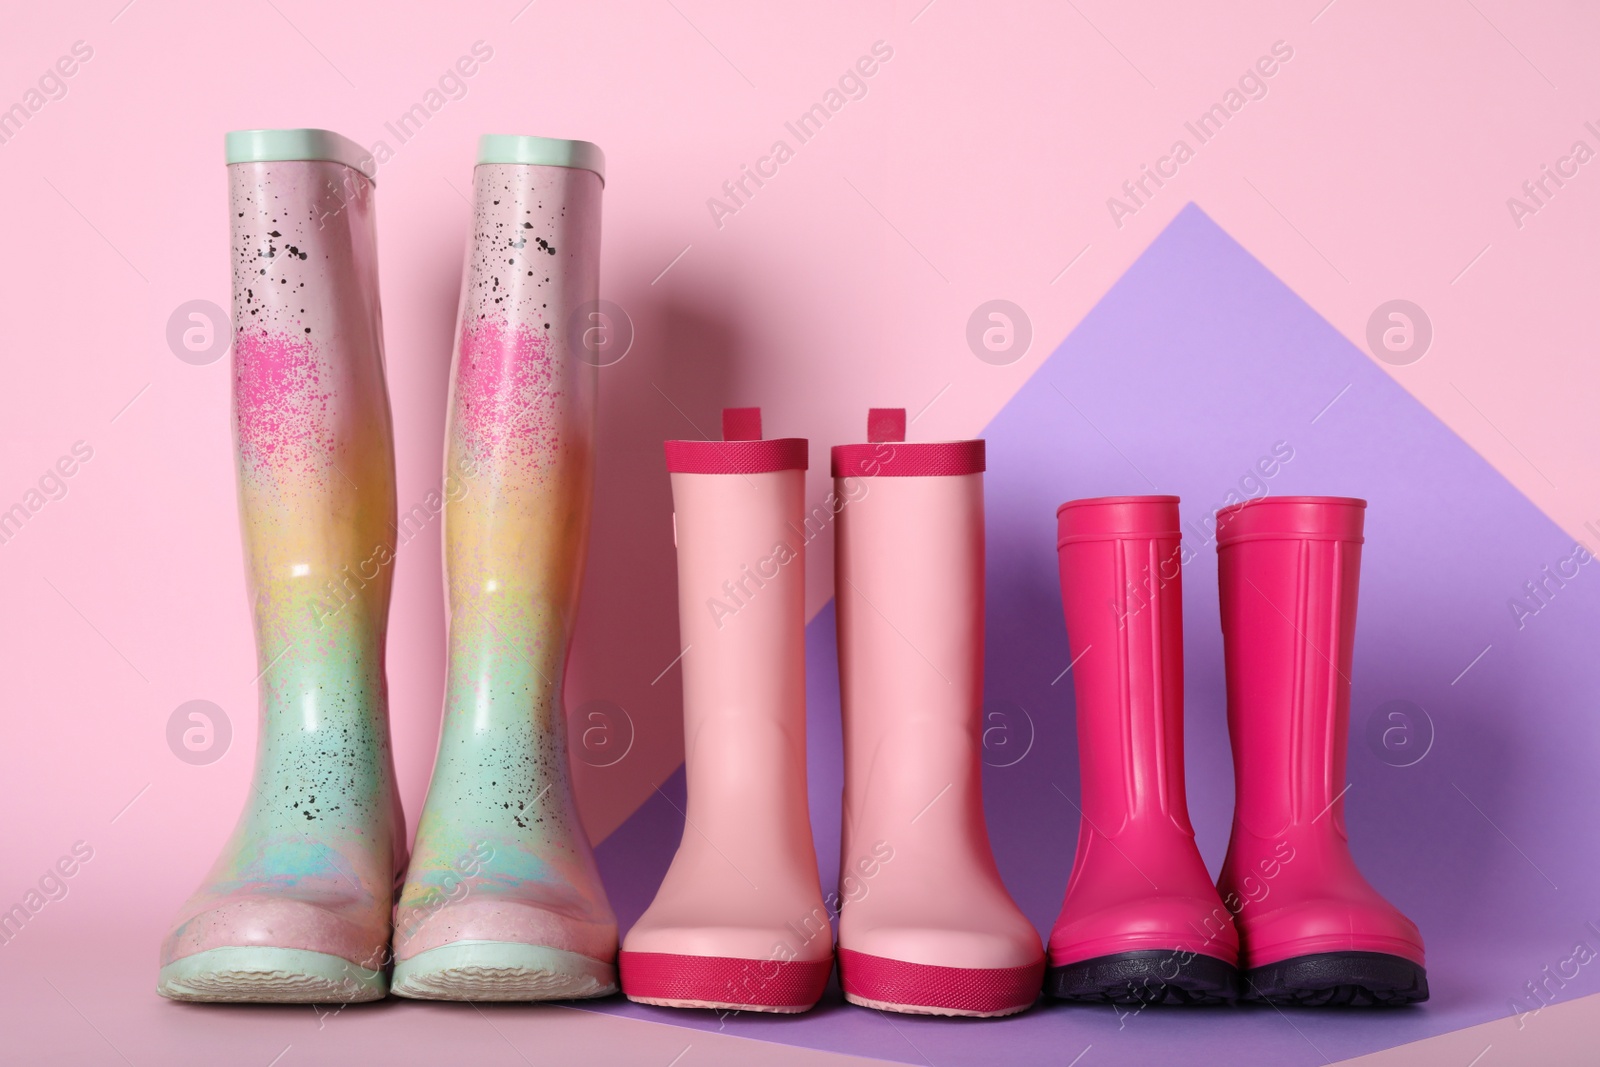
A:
1215;496;1427;1005
1048;496;1241;1004
831;409;1044;1018
618;409;833;1013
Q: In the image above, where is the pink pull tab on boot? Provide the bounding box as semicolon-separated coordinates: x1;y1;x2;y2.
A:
1215;497;1427;1005
831;410;1044;1017
619;408;833;1013
1048;496;1241;1004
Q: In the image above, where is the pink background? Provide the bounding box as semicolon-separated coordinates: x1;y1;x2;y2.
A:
2;1;1597;1063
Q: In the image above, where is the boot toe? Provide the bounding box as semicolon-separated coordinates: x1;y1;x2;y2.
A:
1241;950;1428;1006
838;925;1045;1016
394;896;617;963
161;895;388;974
1238;897;1425;969
847;924;1041;971
620;921;833;1011
622;921;831;965
391;939;617;1001
619;947;833;1012
838;946;1044;1017
1049;894;1238;967
157;944;387;1003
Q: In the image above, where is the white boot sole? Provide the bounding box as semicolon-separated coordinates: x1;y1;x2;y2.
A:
158;946;385;1003
391;941;616;1001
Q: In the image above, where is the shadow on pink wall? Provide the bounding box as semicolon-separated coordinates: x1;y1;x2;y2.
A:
589;204;1600;1065
567;291;746;841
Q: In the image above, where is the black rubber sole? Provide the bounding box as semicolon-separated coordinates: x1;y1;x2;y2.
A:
1241;952;1428;1006
1047;950;1240;1005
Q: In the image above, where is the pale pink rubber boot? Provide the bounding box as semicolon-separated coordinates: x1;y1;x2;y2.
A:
619;409;833;1013
831;409;1044;1017
1216;496;1427;1005
1047;496;1240;1005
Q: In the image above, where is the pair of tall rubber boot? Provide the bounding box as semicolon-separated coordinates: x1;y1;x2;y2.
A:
158;130;616;1002
619;408;1045;1017
1047;495;1428;1007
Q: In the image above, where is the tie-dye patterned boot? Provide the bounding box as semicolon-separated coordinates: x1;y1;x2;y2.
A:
389;136;618;1001
159;130;404;1002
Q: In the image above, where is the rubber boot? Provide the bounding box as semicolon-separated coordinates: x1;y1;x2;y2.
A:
832;409;1044;1017
1215;496;1427;1005
619;408;833;1013
1048;496;1240;1005
390;138;616;1000
158;130;403;1002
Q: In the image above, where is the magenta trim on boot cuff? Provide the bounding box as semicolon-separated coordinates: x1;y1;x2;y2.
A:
1056;495;1181;547
1216;495;1366;547
665;406;808;474
830;407;984;478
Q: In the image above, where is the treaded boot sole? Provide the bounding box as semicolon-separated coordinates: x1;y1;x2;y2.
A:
391;941;617;1001
619;950;832;1013
158;946;387;1003
1242;951;1428;1006
1048;950;1239;1005
839;948;1045;1017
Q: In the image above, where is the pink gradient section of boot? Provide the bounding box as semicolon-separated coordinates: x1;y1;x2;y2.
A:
163;894;386;970
620;409;833;1013
394;899;616;962
831;409;1044;1018
1215;497;1426;971
1049;497;1240;969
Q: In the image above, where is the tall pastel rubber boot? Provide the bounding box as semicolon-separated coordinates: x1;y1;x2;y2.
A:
1048;496;1240;1004
1216;496;1427;1005
619;408;833;1013
159;129;402;1002
832;409;1044;1017
390;136;617;1001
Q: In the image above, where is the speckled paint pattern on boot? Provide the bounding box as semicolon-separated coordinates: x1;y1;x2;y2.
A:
392;156;617;999
159;156;402;1002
